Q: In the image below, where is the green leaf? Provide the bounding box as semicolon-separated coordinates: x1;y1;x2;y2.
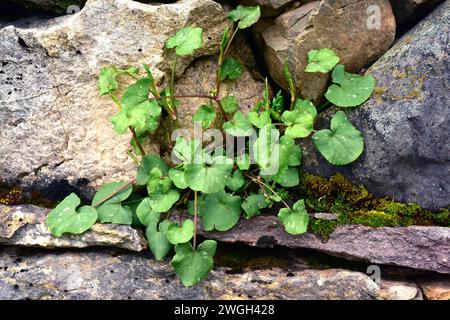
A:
226;170;245;192
146;219;172;261
166;219;194;245
166;27;203;56
168;168;188;189
236;153;250;170
124;193;146;227
223;111;254;137
121;78;150;110
252;125;279;170
193;105;216;129
294;99;317;118
228;5;261;29
46;193;98;237
220;96;239;114
283;61;295;94
279;135;302;167
248;111;271;129
146;168;180;213
278;199;309;235
220;57;242;81
242;194;267;219
220;27;229;53
187;194;205;217
172;240;217;287
136;198;160;228
305;48;340;73
281;109;314;138
92;182;133;224
136;155;169;185
185;156;234;194
173;137;206;164
98;67;118;96
312;111;364;165
201;191;241;231
273;166;299;187
325;64;375;107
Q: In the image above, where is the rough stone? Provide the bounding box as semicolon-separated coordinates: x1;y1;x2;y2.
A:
0;204;147;251
0;246;381;300
236;0;296;17
416;275;450;300
196;215;450;274
0;0;229;199
301;2;450;210
380;277;423;300
261;0;395;103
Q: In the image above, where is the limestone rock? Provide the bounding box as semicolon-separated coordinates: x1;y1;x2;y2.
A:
0;204;147;251
0;0;229;199
261;0;395;103
416;275;450;300
380;278;423;300
0;246;381;299
301;2;450;210
196;215;450;274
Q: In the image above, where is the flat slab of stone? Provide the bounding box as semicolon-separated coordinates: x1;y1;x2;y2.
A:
197;215;450;274
0;204;147;252
0;246;380;300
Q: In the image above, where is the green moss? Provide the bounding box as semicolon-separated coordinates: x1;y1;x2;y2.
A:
0;184;57;208
299;173;449;238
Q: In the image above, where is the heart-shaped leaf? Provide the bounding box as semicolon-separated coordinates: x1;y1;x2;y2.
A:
166;27;203;56
98;67;119;96
173;137;206;164
146;219;172;261
193;105;216;129
278;199;309;235
228;5;261;29
220;96;239;114
172;240;217;287
46;193;98;237
325;64;375;107
185;156;234;194
168;167;188;189
242;194;267;219
294;99;317;118
136;155;169;185
166;219;194;245
223;112;254;136
248;111;271;129
312;111;364;165
273;165;299;188
281;109;314;138
305;48;340;73
201;191;241;231
252;125;279;170
226;170;245;192
147;168;180;213
92;182;133;224
220;57;242;81
235;153;250;170
136;198;160;228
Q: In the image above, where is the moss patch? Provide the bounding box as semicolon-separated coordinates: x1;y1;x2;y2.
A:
0;184;57;208
300;173;449;238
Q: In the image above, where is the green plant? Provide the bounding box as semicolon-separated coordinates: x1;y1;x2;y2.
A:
46;5;376;287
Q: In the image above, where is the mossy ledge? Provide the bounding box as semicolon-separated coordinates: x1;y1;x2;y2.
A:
299;173;449;239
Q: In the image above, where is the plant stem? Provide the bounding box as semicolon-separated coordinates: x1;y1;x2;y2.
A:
92;178;136;208
170;55;178;112
129;126;146;156
245;174;292;210
193;190;198;251
150;94;218;101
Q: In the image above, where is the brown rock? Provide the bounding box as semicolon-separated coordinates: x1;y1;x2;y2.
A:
380;278;423;300
261;0;396;103
417;275;450;300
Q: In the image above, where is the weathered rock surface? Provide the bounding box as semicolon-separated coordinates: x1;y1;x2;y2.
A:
261;0;395;103
237;0;296;17
416;275;450;300
389;0;444;26
0;204;147;251
302;2;450;210
0;0;229;199
0;246;381;300
380;278;423;300
197;215;450;274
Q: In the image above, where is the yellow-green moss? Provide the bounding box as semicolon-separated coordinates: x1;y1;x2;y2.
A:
299;173;449;238
0;185;57;208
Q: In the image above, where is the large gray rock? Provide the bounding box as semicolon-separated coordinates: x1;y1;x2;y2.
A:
0;0;229;199
302;2;450;210
197;215;450;274
261;0;396;103
0;204;147;251
0;246;381;299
